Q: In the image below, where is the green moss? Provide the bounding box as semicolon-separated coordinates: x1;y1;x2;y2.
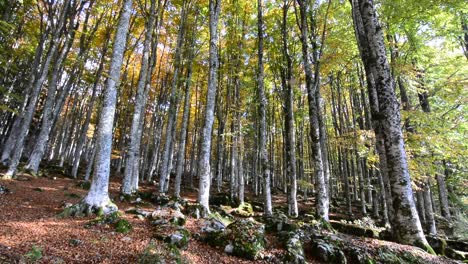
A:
414;239;436;255
33;187;43;192
24;245;42;262
232;202;254;217
226;219;265;260
86;211;121;227
209;212;233;226
115;219;133;233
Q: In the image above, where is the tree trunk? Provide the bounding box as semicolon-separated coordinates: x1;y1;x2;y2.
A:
197;0;221;215
81;0;133;214
257;0;272;216
174;33;195;197
351;0;429;248
122;0;159;195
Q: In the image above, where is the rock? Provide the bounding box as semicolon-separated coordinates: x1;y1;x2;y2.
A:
76;181;91;190
184;203;203;219
130;197;143;204
125;208;151;218
200;218;226;247
330;220;380;238
151;194;170;206
167;198;188;211
265;212;297;232
232;202;254;217
426;236;468;261
445;247;467;261
136;215;145;220
310;238;347;264
224;218;266;260
151;208;186;226
445;238;468;252
0;185;10;194
165;228;190;249
224;243;234;254
61;202;73;209
69;239;82;246
284;232;306;264
16;176;31;181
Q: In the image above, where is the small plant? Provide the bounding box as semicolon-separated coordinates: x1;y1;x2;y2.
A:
115;219;133;233
24;245;43;262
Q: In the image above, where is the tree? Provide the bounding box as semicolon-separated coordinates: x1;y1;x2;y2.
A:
197;0;221;215
351;0;431;249
257;0;273;216
71;0;134;215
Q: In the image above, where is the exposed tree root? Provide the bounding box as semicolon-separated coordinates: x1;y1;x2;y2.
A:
59;199;117;218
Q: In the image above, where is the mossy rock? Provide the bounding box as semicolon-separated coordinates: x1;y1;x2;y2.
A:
137;191;153;201
183;202;204;219
139;241;188;264
232;202;254;217
264;212;298;233
65;193;81;199
151;208;186;226
151;194;170;206
445;247;467;261
165;228;190;249
86;211;121;227
200;219;227;247
225;218;265;260
310;238;347;264
330;220;380;238
283;232;306;264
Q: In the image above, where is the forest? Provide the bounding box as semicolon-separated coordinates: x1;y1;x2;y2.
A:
0;0;467;263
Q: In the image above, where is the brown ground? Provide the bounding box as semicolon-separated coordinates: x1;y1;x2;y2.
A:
0;172;461;264
0;173;281;263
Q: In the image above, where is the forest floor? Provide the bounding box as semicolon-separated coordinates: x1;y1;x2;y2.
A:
0;170;462;263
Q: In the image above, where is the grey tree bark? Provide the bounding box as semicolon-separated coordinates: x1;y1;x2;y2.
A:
174;25;196;197
159;3;188;194
122;0;159;195
197;0;221;215
281;1;298;217
80;0;133;214
297;0;329;221
4;1;72;178
257;0;272;216
351;0;430;248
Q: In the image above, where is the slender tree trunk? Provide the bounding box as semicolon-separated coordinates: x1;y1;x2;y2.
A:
438;161;451;219
122;0;159;195
174;37;195;197
159;3;188;194
423;180;437;235
197;0;221;215
297;0;329;221
257;0;272;216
